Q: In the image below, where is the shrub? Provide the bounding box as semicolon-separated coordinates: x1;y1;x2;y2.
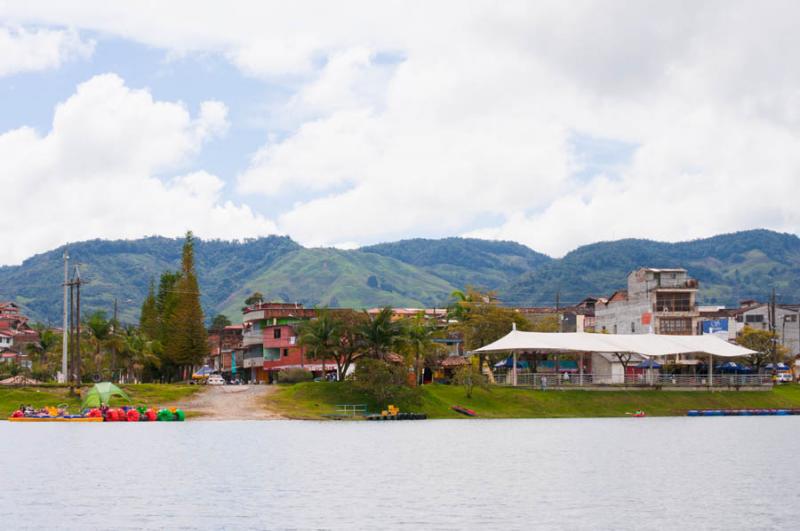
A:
352;358;419;406
277;368;313;384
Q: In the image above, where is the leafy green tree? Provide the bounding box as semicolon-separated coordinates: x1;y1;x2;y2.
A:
331;309;368;379
737;326;789;371
530;314;560;332
450;288;531;374
453;363;487;398
352;358;412;405
244;291;264;308
210;314;232;331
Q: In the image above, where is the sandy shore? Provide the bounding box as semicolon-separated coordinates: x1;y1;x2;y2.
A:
171;385;284;420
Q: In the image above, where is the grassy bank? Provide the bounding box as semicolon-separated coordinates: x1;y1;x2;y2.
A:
0;384;201;417
265;382;800;419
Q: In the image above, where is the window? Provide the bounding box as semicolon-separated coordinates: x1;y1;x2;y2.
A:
282;349;289;357
659;318;692;335
745;314;764;323
785;315;798;323
273;328;282;339
656;292;691;312
631;322;635;333
613;324;618;334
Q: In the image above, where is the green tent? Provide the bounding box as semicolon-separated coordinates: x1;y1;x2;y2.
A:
82;382;132;408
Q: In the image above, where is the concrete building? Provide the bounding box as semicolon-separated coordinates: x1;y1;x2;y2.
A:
595;268;699;335
730;302;800;356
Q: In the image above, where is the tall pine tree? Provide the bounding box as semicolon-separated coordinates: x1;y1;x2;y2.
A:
164;232;208;378
139;278;159;340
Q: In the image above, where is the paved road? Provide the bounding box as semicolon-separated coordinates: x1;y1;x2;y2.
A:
173;385;284;420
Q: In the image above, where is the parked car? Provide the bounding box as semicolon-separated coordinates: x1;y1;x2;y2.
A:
207;375;226;385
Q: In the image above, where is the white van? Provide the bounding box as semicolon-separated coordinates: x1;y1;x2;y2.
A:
207;375;226;385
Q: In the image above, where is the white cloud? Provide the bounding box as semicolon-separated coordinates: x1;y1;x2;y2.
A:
3;2;800;257
0;74;277;265
0;25;93;76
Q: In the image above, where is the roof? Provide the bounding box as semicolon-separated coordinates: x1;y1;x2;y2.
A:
475;330;757;358
607;290;628;303
440;356;469;368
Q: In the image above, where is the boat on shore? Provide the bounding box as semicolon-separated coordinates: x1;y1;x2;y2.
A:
8;405;185;422
8;416;104;422
451;405;477;417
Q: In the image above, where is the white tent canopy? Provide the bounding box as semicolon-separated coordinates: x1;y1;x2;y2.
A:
474;330;756;358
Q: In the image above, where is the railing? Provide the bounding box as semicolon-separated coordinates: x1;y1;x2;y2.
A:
335;404;367;417
242;330;263;346
494;371;774;388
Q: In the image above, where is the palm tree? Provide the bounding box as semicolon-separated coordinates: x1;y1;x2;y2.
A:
359;307;405;360
85;311;112;373
298;309;340;379
405;312;438;385
122;328;162;383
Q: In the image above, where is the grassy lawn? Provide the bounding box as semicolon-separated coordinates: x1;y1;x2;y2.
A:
265;381;800;419
0;384;201;418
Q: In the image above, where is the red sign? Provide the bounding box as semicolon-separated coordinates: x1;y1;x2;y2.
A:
641;312;652;325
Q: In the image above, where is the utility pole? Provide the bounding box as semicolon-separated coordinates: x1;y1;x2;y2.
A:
68;275;74;390
61;250;69;383
112;297;118;381
75;266;82;387
770;287;777;365
556;290;563;333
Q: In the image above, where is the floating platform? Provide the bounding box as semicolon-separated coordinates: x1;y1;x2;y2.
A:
687;409;800;417
366;413;427;421
8;416;104;422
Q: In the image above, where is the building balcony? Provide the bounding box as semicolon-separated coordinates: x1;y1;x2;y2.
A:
242;330;264;346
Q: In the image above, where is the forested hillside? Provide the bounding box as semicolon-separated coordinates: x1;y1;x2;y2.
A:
502;230;800;306
1;229;798;324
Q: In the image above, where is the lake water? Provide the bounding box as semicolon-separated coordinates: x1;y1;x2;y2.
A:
1;417;798;530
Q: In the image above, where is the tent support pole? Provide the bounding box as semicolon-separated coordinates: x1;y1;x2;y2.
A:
512;351;518;386
708;354;713;388
579;352;584;386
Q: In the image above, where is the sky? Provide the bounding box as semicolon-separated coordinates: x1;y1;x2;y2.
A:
1;1;799;266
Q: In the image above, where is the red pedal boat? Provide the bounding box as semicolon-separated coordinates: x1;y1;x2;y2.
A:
451;405;477;417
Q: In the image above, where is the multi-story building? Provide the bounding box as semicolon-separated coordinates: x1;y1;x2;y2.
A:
730;301;800;356
595;268;700;335
0;302;37;368
242;302;320;383
516;297;601;333
208;324;243;373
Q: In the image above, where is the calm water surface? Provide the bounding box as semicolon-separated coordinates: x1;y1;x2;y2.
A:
1;417;798;530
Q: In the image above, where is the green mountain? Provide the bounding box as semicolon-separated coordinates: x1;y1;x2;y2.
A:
502;229;800;306
0;236;301;325
1;229;798;325
217;248;458;317
362;237;552;292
